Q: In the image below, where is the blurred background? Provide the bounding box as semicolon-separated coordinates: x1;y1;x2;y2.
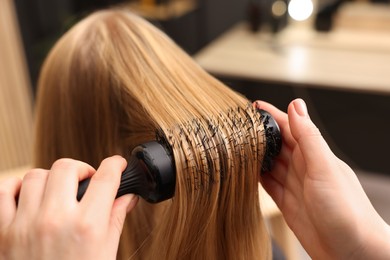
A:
1;0;390;258
14;0;245;92
10;0;390;174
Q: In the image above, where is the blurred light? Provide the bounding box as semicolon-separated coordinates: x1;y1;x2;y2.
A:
288;46;307;78
288;0;313;21
272;0;287;17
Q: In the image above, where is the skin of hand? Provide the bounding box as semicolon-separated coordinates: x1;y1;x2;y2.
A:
255;99;390;260
0;156;138;260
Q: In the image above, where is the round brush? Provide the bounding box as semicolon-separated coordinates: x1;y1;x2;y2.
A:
76;109;282;203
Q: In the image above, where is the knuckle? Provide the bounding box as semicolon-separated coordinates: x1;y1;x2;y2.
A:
23;169;48;181
51;158;76;170
34;213;99;243
295;123;323;148
303;124;322;139
301;124;322;138
51;158;94;177
35;214;63;238
94;156;125;182
101;156;125;167
73;218;99;240
0;177;20;197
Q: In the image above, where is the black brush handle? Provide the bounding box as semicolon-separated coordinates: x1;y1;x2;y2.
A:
76;141;175;203
77;178;91;201
76;157;148;201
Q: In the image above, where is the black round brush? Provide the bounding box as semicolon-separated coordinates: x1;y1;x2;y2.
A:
76;109;282;204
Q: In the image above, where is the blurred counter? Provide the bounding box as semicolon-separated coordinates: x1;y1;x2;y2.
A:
194;8;390;94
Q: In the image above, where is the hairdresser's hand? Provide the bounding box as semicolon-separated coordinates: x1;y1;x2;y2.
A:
255;99;390;260
0;156;138;260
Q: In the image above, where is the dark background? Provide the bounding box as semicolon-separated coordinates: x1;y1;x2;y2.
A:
219;77;390;175
14;0;248;93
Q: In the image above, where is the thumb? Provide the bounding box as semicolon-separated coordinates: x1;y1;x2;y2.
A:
107;194;138;251
288;99;335;168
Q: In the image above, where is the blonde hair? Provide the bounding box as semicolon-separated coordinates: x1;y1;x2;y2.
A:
34;10;271;260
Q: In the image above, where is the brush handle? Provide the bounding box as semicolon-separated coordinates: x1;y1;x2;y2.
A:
76;157;147;201
77;178;90;201
76;141;175;203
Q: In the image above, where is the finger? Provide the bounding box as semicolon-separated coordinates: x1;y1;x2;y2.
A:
260;173;284;208
106;194;138;252
262;168;304;216
16;169;49;219
265;157;288;186
254;100;296;149
81;156;127;223
43;159;96;208
288;99;336;173
0;177;22;229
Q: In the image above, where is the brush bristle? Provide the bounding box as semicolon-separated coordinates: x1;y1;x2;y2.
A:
159;104;267;192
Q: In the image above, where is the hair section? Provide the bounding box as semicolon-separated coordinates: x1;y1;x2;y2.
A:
34;10;271;260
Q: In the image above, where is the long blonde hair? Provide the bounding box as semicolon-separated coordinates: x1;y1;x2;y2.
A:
34;10;271;259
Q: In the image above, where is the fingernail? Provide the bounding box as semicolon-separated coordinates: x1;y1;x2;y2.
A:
294;99;308;117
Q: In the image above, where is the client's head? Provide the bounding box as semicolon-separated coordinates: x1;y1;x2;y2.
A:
34;10;271;260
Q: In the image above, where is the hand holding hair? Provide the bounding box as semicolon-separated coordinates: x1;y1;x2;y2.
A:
0;156;138;260
256;99;390;259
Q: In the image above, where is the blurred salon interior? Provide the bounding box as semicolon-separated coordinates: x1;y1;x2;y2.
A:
1;0;389;259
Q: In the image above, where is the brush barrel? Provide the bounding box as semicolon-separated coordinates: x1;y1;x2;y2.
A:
131;141;176;203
